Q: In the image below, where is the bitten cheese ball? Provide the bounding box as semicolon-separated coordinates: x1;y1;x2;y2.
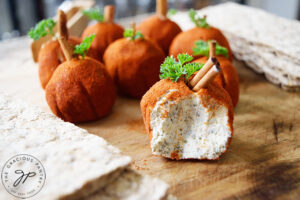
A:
46;57;116;123
81;6;124;61
137;8;182;54
194;56;239;107
169;10;232;60
103;36;165;98
141;79;234;160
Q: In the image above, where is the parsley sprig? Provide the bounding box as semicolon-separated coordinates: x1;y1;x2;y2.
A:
160;53;203;83
28;19;56;41
189;9;209;28
73;34;96;59
123;29;144;41
193;40;228;58
167;9;178;17
82;8;104;22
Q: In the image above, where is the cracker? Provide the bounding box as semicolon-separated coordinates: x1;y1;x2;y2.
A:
87;168;171;200
0;95;131;200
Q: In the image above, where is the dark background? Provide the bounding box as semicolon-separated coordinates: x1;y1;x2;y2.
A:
0;0;299;41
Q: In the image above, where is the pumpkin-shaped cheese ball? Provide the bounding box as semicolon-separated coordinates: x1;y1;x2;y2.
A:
45;11;116;123
137;0;181;54
46;57;116;123
28;11;97;89
169;10;233;60
193;40;239;106
81;5;124;61
141;54;234;160
103;25;165;98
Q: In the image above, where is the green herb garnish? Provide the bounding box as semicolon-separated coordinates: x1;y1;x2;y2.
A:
189;9;209;28
160;53;203;83
82;8;104;22
167;9;178;17
123;28;144;40
73;34;96;59
193;40;228;58
28;19;56;40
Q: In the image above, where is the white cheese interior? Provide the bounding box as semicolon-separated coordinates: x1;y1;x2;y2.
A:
150;90;231;160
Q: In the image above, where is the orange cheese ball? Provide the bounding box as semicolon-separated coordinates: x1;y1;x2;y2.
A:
104;38;165;98
81;22;124;61
46;57;116;123
169;27;233;60
137;15;182;54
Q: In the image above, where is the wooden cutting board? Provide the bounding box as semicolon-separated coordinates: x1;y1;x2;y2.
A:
1;38;299;200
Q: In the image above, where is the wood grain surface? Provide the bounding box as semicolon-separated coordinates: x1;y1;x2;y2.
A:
0;36;300;200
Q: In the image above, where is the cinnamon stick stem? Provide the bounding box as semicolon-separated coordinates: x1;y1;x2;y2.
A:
104;5;115;23
58;10;68;40
57;10;73;61
192;63;221;91
209;40;216;58
189;57;217;88
131;22;136;38
58;37;73;61
156;0;167;18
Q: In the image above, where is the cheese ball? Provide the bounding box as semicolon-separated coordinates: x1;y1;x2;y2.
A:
137;15;182;54
81;22;124;61
141;79;234;160
38;37;98;89
46;57;116;123
169;27;233;60
194;56;239;107
103;38;165;98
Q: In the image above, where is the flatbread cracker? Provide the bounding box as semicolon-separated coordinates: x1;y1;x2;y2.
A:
87;168;171;200
0;95;131;200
